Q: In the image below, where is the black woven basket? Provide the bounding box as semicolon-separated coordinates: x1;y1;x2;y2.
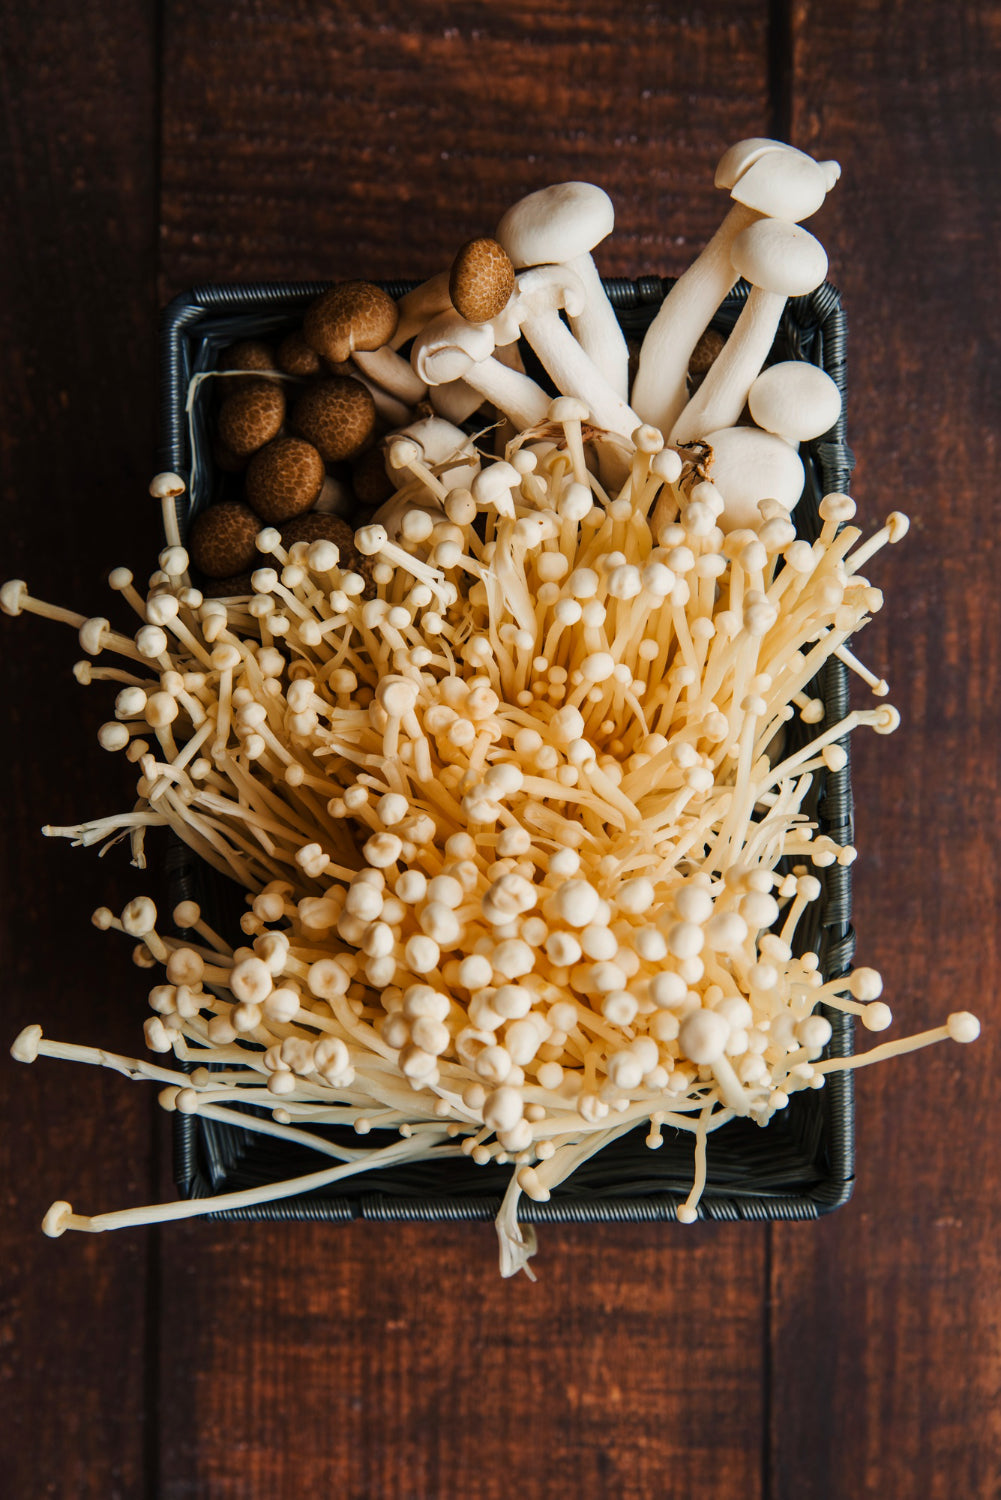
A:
160;278;856;1225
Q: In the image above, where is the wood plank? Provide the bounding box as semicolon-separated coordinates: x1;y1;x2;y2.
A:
770;3;1001;1495
158;0;772;293
0;5;160;1497
158;1220;765;1500
155;5;775;1496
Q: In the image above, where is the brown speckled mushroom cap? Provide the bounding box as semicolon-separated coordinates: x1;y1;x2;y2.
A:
351;445;396;509
290;377;376;464
188;502;261;578
449;238;516;324
217;380;286;457
201;571;255;599
245;437;326;523
219;340;279;385
281;511;375;593
277;331;323;377
303;281;399;365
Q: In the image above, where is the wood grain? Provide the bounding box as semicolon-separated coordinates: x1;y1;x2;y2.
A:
0;4;161;1497
154;5;775;1497
158;0;772;292
769;3;1001;1496
157;1220;766;1499
3;1;999;1496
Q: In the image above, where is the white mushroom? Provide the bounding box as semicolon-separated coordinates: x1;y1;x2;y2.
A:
670;218;829;444
702;426;806;530
496;182;630;400
390;272;454;348
502;266;640;441
747;361;842;444
411;312;551;430
632;140;839;438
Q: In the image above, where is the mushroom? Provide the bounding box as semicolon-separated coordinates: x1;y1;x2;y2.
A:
289;376;376;463
670;218;829;444
496;182;629;399
390;272;454;348
217;381;286;458
701;427;806;530
411;313;551;430
501;266;640;441
747;360;842;444
632;140;839;437
449;238;516;324
188;503;262;578
245;437;326;523
304;281;427;405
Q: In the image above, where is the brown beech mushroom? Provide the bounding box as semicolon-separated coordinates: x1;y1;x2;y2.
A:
188;502;261;578
245;437;325;523
277;332;323;377
220;340;279;384
449;238;516;324
289;377;376;463
217;381;286;458
304;281;427;405
496;182;630;400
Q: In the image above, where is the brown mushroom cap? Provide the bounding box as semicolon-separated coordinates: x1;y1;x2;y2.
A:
201;571;255;598
688;328;727;389
277;331;323;377
449;238;516;324
217;380;286;457
281;511;355;551
303;282;399;364
188;502;261;578
281;512;375;592
219;340;279;385
245;437;326;523
351;445;396;509
290;377;376;463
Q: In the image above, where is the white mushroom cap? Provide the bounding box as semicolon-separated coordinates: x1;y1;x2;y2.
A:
412;315;496;385
716;139;841;220
704;426;805;530
731;219;829;296
748;362;842;442
496;182;614;267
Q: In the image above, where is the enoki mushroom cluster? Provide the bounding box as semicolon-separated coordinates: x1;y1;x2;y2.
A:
5;139;980;1277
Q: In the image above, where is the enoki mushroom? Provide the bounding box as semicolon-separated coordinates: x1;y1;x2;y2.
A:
3;414;979;1277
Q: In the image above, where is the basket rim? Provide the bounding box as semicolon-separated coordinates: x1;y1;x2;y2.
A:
162;277;857;1225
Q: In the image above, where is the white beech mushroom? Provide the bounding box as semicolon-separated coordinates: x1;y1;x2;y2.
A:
670;218;829;444
410;312;552;429
502;266;641;442
496;181;630;401
632;139;839;439
747;361;842;444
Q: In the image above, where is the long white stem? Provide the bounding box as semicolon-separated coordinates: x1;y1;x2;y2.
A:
522;312;639;439
670;286;784;445
631;203;759;435
566;251;630;400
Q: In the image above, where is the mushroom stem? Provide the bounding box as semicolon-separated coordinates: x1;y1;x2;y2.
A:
564;250;630;400
670;286;786;444
353;346;428;405
41;1131;458;1235
631;203;759;436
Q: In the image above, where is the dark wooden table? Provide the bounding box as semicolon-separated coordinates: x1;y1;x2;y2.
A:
1;3;998;1496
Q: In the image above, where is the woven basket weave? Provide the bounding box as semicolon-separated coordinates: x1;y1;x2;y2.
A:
160;278;857;1225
